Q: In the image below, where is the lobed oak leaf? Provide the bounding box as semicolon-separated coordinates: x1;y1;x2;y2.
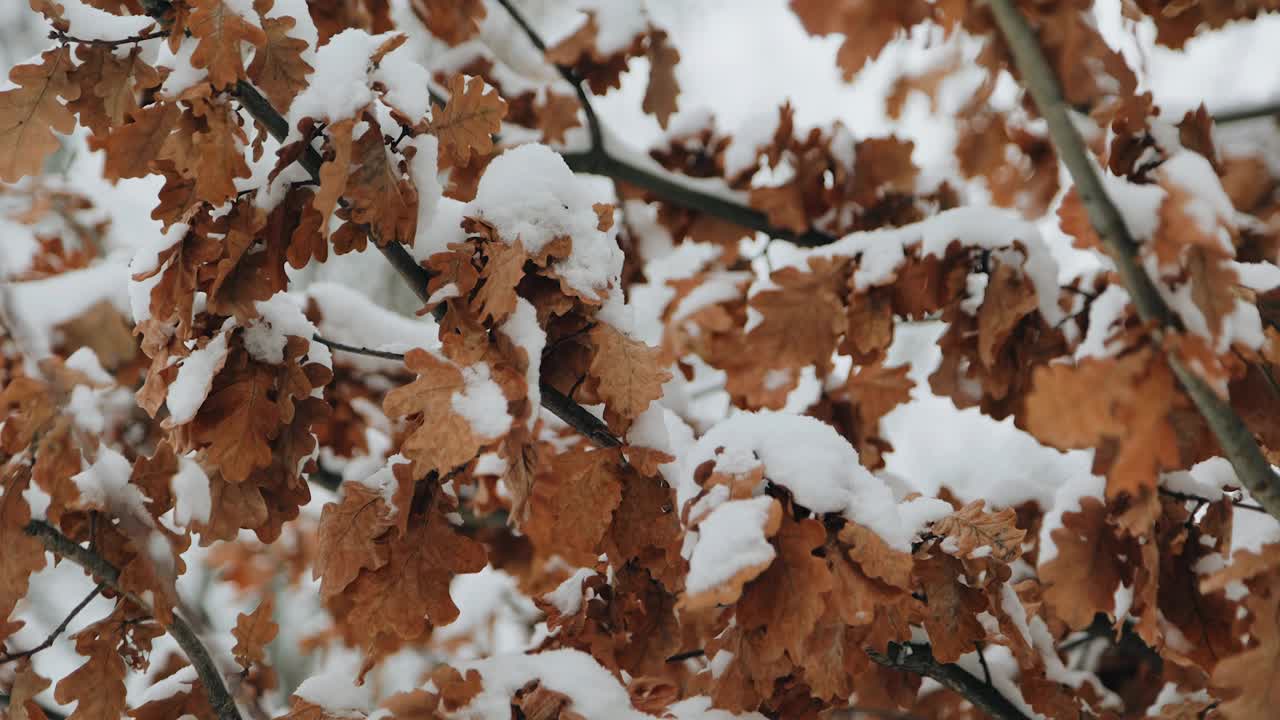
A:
0;47;79;183
844;361;913;431
472;239;528;324
346;122;419;246
313;118;355;241
411;0;486;45
248;6;314;112
977;262;1039;368
534;91;582;144
524;447;625;565
839;521;913;590
1040;497;1135;629
1212;575;1280;719
232;595;279;669
7;659;50;720
383;348;500;475
189;0;268;89
68;45;160;139
0;466;48;626
747;258;848;373
587;323;672;423
1025;352;1140;451
737;515;834;663
642;30;680;129
314;482;394;598
430;74;507;165
190;350;281;484
55;621;129;720
189;98;255;205
1186;246;1240;343
931;500;1027;564
915;553;988;663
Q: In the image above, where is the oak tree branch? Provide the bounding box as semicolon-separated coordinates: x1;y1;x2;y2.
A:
867;643;1031;720
987;0;1280;521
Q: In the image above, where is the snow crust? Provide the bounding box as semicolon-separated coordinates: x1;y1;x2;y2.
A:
684;496;778;598
165;330;230;426
295;668;372;717
451;362;512;439
449;649;652;719
172;453;212;526
56;0;154;42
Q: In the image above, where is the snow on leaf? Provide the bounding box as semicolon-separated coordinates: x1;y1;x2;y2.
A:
1212;574;1280;719
681;495;781;611
930;500;1027;564
430;74;507;166
247;6;314;112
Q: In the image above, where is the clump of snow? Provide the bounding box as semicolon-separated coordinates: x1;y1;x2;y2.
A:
451;362;512;439
543;568;595;616
128;223;188;323
682;411;948;550
467;144;623;301
305;282;440;371
72;446;150;524
685;496;778;598
288;29;389;130
787;206;1062;325
449;649;652;719
668;696;768;719
165;329;230;426
157;37;207;98
244;292;330;368
723;109;781;178
500;298;545;428
406;134;444;247
1075;284;1130;360
55;0;155;43
295;668;372;717
172;453;211;526
65;347;114;385
371;40;432;121
8;258;132;358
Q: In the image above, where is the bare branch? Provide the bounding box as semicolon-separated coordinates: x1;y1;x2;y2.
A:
51;29;169;47
1212;101;1280;125
0;583;103;665
987;0;1280;521
867;643;1031;720
23;521;243;720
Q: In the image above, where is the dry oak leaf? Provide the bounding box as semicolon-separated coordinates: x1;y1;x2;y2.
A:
839;521;913;590
1025;351;1143;450
248;1;314;113
0;47;79;183
430;74;507;165
748;257;848;373
1186;246;1240;344
845;361;914;430
313;118;355;241
524;447;625;566
7;659;50;720
383;348;502;475
931;500;1027;564
0;467;48;624
914;553;988;663
343;507;488;646
232;595;279;669
1212;575;1280;720
642;30;680;129
587;323;672;422
345;121;419;246
68;45;160;138
791;0;931;80
190;0;268;89
473;239;529;323
680;496;783;612
737;514;835;663
55;622;129;720
103;102;178;181
977;262;1039;368
535;91;582;145
412;0;486;45
190;351;281;484
1040;496;1135;630
314;481;394;598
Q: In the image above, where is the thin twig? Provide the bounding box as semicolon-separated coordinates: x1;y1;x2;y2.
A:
52;29;169;47
23;521;243;720
987;0;1280;522
867;643;1030;720
1157;486;1267;514
311;335;407;362
0;583;103;665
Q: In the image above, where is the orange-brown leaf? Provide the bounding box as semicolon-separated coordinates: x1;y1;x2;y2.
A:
314;482;394;598
190;354;281;484
642;31;680;129
430;74;507;165
248;12;313;112
382;349;501;475
587;323;671;422
190;0;268;89
931;500;1026;564
524;447;625;565
411;0;486;45
232;595;279;669
0;47;79;182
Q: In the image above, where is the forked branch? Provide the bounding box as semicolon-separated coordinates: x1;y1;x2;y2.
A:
986;0;1280;520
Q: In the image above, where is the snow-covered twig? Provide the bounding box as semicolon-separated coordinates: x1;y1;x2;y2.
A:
987;0;1280;521
23;521;243;720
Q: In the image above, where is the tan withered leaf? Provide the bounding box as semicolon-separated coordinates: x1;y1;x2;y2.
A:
190;351;281;484
535;91;582;144
232;595;279;669
642;30;680;129
738;515;835;663
383;348;497;475
977;263;1039;368
314;482;394;598
1040;497;1133;630
190;0;268;89
314;118;355;240
931;500;1026;563
68;45;159;138
343;506;488;645
839;521;913;590
1212;574;1280;719
1186;246;1239;343
431;74;507;165
7;659;50;720
411;0;486;45
845;362;913;429
0;466;48;624
248;9;314;112
747;258;847;372
346;122;419;246
55;622;128;720
473;240;528;323
190;98;254;205
103;102;178;180
524;447;625;566
1024;353;1139;450
587;323;672;422
915;553;987;663
0;47;79;183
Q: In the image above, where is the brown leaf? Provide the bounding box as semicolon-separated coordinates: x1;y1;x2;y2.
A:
314;482;394;598
473;239;528;323
345;121;419;246
248;10;314;112
524;447;625;565
738;515;835;663
0;466;48;626
430;74;507;165
1212;574;1280;719
232;595;279;670
915;553;987;663
411;0;486;45
55;621;129;720
0;47;79;183
103;102;178;180
313;118;355;241
190;350;281;484
7;659;50;720
642;30;680;129
845;362;913;429
746;258;847;372
587;323;671;423
190;0;268;89
1040;497;1134;629
931;501;1027;564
